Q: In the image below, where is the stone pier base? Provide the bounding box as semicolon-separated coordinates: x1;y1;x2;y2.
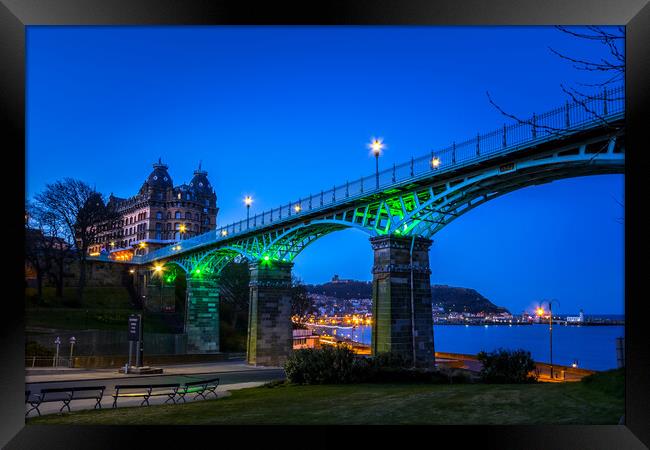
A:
185;277;219;353
247;261;293;366
370;235;435;367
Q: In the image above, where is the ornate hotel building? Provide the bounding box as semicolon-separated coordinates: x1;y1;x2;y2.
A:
88;159;218;260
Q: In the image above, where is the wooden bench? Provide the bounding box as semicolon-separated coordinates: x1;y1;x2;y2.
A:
26;386;106;416
112;383;180;408
177;377;220;402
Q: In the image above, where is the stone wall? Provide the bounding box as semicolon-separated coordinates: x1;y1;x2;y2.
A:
26;330;187;356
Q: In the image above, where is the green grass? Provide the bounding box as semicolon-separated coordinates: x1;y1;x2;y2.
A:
28;369;624;425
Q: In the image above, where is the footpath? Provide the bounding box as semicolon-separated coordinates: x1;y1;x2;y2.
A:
25;360;285;417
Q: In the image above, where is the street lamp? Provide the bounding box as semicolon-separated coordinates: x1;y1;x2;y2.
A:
244;196;253;228
369;138;384;189
431;156;441;169
154;265;164;312
536;299;560;380
179;224;187;240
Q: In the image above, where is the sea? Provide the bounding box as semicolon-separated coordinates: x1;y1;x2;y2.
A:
311;317;624;371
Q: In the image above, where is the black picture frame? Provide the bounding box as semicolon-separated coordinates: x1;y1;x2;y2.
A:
2;0;648;448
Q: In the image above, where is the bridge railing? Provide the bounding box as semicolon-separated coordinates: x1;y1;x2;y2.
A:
138;85;623;264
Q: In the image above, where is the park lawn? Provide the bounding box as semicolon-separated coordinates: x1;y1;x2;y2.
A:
28;370;624;425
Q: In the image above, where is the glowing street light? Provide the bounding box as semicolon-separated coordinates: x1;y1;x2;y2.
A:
431;156;441;169
294;203;301;213
221;229;228;237
536;300;560;380
244;196;253;228
368;138;384;189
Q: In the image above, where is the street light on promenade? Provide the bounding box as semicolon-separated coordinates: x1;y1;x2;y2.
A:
244;196;253;228
369;138;384;189
536;299;560;380
179;224;187;240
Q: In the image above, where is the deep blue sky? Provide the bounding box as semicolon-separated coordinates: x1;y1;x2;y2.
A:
26;26;624;314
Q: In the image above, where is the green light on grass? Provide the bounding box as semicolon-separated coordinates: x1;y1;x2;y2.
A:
264;255;270;261
195;269;201;274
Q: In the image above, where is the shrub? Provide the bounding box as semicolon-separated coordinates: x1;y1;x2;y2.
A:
284;346;362;384
477;348;537;383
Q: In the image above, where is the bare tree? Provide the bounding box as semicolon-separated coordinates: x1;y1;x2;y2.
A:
25;201;75;302
291;275;312;319
33;178;119;303
487;26;624;133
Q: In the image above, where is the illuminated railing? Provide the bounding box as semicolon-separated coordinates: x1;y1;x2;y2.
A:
137;85;624;265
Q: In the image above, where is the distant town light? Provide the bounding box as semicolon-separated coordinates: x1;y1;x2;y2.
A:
536;307;545;317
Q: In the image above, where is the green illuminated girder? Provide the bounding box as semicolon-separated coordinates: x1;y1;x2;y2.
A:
149;134;623;271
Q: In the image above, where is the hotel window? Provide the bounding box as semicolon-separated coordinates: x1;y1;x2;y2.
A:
204;217;210;225
185;211;192;220
155;223;162;240
156;211;162;220
175;211;181;219
167;211;171;219
195;213;199;221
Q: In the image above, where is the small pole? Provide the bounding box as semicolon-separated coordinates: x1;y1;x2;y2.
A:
375;153;379;189
452;142;456;164
476;133;480;156
392;163;396;183
54;337;60;368
503;124;507;148
410;157;414;176
69;336;76;368
320;190;324;206
360;178;363;193
549;302;553;379
332;186;336;202
532;113;537;139
346;181;349;197
565;101;570;128
603;87;608;115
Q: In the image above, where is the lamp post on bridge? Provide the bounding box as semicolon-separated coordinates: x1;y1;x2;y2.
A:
536;299;560;380
369;138;384;189
244;196;253;228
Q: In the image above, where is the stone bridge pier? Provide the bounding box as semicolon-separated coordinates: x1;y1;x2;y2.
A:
185;276;220;353
247;261;293;366
370;235;435;367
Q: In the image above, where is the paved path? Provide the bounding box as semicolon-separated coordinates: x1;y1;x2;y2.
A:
25;360;285;417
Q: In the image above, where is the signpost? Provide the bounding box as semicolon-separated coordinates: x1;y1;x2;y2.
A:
128;314;143;369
